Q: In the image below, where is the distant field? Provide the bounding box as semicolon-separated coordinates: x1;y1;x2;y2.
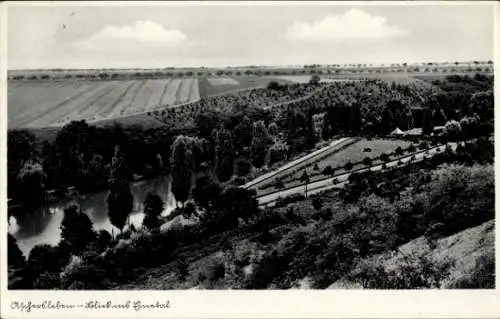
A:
8;78;203;129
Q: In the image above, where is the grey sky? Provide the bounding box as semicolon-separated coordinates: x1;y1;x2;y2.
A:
7;3;495;69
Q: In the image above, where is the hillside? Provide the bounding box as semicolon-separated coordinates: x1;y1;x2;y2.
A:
329;219;495;289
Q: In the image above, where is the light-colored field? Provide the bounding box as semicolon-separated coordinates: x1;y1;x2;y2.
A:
8;78;202;128
283;138;412;183
207;77;240;86
160;79;182;106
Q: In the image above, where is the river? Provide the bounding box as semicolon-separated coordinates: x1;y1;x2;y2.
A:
8;175;177;257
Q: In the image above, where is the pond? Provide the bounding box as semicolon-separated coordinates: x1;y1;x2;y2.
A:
8;175;177;257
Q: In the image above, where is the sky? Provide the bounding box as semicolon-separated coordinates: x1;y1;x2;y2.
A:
7;2;496;70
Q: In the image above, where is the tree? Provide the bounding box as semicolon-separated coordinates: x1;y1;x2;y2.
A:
214;129;235;182
395;146;404;156
233;115;254;153
312;197;323;211
192;174;222;210
322;165;334;177
96;230;112;252
313;164;320;171
8;234;26;269
268;122;279;139
218;187;259;223
267;81;283;91
268;142;288;166
234;158;253;177
28;244;65;276
142;193;164;230
363;157;373;167
309;75;321;85
171;136;196;205
321;114;332;140
444;120;463;142
344;161;354;171
60;205;96;255
275;179;285;190
422;107;434;136
109;146;130;186
107;180;134;234
16;160;46;214
7;129;36;200
250;121;271;168
300;170;310;198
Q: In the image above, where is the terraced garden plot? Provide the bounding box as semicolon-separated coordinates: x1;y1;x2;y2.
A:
282;138;412;183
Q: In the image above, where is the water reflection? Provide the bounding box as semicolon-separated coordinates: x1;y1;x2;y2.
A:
9;175;176;257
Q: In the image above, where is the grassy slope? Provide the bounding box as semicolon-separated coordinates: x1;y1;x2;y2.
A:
329;219;495;289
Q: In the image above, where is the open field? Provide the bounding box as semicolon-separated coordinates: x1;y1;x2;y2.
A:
8;78;204;129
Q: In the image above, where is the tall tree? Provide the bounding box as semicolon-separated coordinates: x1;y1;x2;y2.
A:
321;114;332;140
170;136;196;205
422;107;434;136
349;103;362;134
300;170;310;198
106;180;134;234
214;129;235;182
7;130;36;200
16;161;46;214
109;145;130;185
250;121;271;168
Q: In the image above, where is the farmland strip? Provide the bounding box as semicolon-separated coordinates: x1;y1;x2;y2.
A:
121;80;148;115
189;78;200;102
160;79;182;106
32;82;116;127
155;78;173;110
127;80;153;114
93;82;137;120
12;82;100;128
175;78;193;104
146;79;172;111
108;81;145;118
8;82;82;122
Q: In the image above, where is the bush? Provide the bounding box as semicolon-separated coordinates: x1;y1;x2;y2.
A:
344;161;353;171
362;157;372;166
322;165;334;176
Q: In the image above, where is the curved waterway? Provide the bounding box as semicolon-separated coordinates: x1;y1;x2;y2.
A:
8;175;177;257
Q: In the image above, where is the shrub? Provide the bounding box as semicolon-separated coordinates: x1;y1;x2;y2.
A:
322;165;334;176
344;161;353;171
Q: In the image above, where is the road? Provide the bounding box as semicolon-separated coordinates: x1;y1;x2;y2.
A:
257;142;459;207
243;137;357;190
